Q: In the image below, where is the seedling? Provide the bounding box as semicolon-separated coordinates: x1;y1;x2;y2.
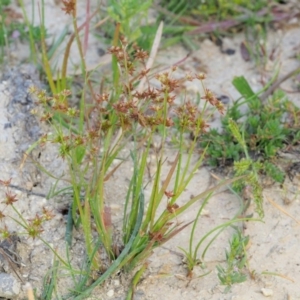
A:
217;228;249;293
179;190;259;278
107;0;153;44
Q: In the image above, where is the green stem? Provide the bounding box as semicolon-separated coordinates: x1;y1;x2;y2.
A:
189;192;213;259
74;191;144;299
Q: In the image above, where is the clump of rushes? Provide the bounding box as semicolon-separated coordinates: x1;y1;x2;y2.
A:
0;178;54;240
29;37;233;298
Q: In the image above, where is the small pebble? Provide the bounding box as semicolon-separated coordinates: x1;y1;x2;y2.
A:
264;281;273;287
0;273;20;298
107;289;114;297
110;204;121;211
223;48;235;55
217;95;230;105
113;279;120;286
261;288;273;297
200;209;210;216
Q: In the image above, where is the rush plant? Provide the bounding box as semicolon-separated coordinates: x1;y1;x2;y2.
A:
27;31;238;297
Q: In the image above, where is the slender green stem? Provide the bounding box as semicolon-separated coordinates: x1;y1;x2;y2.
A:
74;191;144;300
193;218;261;261
17;0;37;63
10;205;28;225
189;192;213;259
126;262;148;300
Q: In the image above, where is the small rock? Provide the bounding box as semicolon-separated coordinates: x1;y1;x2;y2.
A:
216;95;230;105
200;208;210;216
0;273;21;298
107;289;114;297
133;290;145;300
261;288;273;297
113;279;120;286
110;204;121;211
223;48;235;55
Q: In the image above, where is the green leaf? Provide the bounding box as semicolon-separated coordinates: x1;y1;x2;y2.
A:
247;115;260;129
232;76;256;100
75;145;86;164
264;144;277;157
264;162;285;183
1;0;11;6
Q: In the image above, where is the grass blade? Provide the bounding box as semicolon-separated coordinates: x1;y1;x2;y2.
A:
74;191;145;299
232;76;256;99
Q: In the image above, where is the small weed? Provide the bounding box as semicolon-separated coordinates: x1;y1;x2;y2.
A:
1;187;54;241
107;0;152;43
178;192;212;277
201;76;300;191
179;184;259;277
217;228;249;293
96;0;154;51
0;179;55;247
200;75;300;218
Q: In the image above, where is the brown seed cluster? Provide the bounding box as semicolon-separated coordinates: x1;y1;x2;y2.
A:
107;41;222;136
0;180;54;240
62;0;76;15
202;88;225;114
30;37;223;161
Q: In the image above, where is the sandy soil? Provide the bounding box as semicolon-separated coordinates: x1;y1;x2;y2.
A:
0;1;300;299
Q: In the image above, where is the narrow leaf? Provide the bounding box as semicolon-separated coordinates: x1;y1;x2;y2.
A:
232;76;256;100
